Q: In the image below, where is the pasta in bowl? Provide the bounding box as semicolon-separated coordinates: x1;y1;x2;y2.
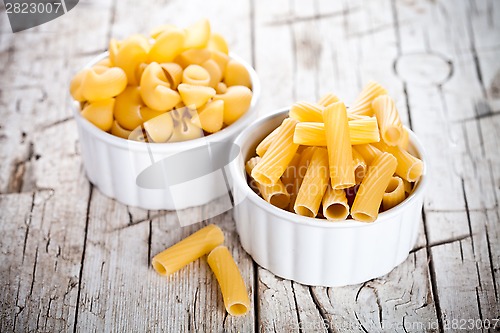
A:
71;20;260;210
228;85;427;287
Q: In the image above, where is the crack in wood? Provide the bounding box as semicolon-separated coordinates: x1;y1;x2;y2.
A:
484;224;499;302
147;219;152;267
28;247;39;298
422;209;444;333
290;282;303;333
266;7;358;26
354;311;369;333
72;185;93;333
40;117;73;131
7;142;34;194
253;262;260;333
308;287;333;333
410;234;472;254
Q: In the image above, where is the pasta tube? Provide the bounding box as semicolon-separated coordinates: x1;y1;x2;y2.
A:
351;152;397;222
256;126;280;157
399;128;410;150
322;185;349;221
352;149;367;184
294;147;329;217
289;102;324;122
207;246;250;316
293;117;380;146
287;147;315;211
382;176;405;210
403;179;412;195
323;102;355;189
373;142;423;182
352;144;382;165
280;153;302;211
246;157;290;209
317;92;340;107
251;118;300;185
372;95;403;146
349;81;388;116
152;224;224;276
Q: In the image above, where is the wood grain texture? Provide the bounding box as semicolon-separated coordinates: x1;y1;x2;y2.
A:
0;0;498;332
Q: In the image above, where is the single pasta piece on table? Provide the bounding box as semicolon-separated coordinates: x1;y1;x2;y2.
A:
351;152;398;222
322;185;349;221
246;157;290;209
251;118;300;186
152;224;224;276
372;95;403;146
323;102;355;189
382;176;406;210
207;246;250;316
294;147;329;217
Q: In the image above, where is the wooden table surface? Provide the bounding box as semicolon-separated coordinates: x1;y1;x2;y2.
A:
1;0;499;332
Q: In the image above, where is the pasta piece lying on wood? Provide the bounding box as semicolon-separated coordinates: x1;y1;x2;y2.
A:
152;224;224;276
207;246;250;316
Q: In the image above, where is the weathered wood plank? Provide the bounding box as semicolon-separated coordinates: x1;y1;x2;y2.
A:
75;192;254;332
0;193;34;332
394;0;500;330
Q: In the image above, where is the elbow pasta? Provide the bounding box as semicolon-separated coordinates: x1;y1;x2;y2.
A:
70;19;253;142
246;82;424;222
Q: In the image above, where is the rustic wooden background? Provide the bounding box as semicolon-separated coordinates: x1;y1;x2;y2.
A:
0;0;499;332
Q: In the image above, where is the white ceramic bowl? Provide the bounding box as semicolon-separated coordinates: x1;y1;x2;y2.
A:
74;52;260;210
229;109;428;287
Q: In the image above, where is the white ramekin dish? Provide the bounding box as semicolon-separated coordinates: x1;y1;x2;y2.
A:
74;52;260;210
229;109;428;287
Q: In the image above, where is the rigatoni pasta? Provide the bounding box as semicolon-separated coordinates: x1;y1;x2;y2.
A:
373;142;423;182
382;176;406;210
323;102;355;189
293;117;380;146
348;81;388;116
246;157;290;209
322;185;349;221
245;81;424;223
151;224;224;276
294;148;329;217
351;152;398;222
289;102;324;122
152;225;251;317
372;95;403;146
251;118;300;185
207;246;250;316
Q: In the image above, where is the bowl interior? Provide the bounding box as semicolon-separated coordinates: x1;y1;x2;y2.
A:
231;109;428;228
